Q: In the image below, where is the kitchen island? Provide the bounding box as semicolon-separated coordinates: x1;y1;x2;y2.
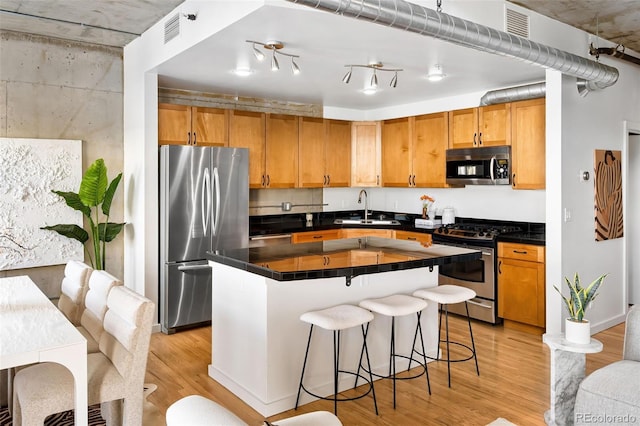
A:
206;237;481;416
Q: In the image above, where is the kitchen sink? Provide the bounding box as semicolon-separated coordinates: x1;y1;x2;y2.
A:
334;219;401;226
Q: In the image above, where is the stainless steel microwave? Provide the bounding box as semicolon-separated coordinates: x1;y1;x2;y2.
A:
445;146;511;185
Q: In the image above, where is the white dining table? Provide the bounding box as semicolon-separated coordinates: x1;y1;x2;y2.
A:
0;275;87;425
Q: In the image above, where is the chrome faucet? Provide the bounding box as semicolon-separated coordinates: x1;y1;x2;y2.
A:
357;189;369;222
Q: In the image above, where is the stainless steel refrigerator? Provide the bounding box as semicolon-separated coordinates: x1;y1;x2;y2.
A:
160;145;249;334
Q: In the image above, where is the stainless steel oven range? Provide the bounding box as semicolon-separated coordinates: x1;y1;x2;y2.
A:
432;222;521;324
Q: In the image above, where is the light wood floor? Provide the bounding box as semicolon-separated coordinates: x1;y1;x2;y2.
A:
144;316;625;426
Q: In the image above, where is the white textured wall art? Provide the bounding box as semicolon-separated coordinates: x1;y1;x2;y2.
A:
0;138;83;270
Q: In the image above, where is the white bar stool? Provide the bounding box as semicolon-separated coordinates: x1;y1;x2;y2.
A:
357;294;431;408
295;304;378;416
413;285;479;387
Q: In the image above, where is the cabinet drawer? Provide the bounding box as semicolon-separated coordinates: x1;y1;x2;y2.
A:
291;229;341;244
341;228;393;239
498;243;544;262
394;231;432;245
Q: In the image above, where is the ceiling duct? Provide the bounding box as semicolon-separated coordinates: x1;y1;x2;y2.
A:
480;82;546;105
285;0;619;95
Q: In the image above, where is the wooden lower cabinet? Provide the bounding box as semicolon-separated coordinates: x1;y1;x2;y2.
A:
498;243;545;333
340;228;393;239
291;229;341;244
258;258;298;271
394;230;432;245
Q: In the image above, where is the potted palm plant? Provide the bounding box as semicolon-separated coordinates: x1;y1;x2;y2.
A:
41;158;124;270
554;272;607;344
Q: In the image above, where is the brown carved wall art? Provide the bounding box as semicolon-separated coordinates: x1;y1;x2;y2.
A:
594;149;623;241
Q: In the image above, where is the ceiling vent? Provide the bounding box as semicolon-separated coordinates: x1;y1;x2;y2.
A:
505;7;530;39
164;13;180;44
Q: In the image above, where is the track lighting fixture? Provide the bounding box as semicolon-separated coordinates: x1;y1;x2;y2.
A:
427;64;446;82
246;40;300;75
342;62;403;90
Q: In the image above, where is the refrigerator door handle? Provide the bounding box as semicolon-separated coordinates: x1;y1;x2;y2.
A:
202;167;211;236
212;167;221;236
178;264;212;272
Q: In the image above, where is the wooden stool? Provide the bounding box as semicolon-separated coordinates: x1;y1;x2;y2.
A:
295;304;378;416
413;285;479;387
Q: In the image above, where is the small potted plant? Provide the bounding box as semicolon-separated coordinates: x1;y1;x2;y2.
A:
420;194;435;219
554;272;607;344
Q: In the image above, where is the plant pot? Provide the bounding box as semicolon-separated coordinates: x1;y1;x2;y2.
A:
565;318;591;344
422;207;427;219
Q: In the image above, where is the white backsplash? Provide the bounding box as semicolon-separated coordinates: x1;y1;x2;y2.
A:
323;186;546;223
250;188;324;216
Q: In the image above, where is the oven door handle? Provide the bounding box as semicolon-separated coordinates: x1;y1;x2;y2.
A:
466;298;492;309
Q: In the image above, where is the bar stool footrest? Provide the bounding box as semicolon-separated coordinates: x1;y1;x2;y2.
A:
300;370;374;403
419;340;476;363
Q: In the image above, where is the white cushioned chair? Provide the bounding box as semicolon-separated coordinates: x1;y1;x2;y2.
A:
574;306;640;425
57;260;93;326
166;395;343;426
76;269;122;353
12;285;155;426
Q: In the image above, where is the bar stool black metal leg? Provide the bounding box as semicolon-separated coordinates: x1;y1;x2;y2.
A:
333;330;340;415
444;304;451;388
295;325;314;410
361;324;379;415
390;317;397;408
353;323;369;389
415;311;431;395
465;301;480;376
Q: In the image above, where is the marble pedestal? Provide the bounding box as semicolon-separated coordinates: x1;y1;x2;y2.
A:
543;334;603;426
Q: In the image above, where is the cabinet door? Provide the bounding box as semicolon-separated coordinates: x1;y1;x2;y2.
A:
478;103;510;147
298;117;326;188
192;107;228;147
498;257;545;327
158;103;191;145
413;112;449;187
382;117;412;187
448;108;478;149
352;122;381;187
325;119;351;187
229;110;265;188
266;114;298;188
511;98;545;190
291;229;341;244
394;230;432;245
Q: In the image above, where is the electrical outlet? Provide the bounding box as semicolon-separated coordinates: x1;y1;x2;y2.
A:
564;208;572;222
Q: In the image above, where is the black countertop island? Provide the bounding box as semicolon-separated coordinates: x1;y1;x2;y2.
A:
207;236;482;282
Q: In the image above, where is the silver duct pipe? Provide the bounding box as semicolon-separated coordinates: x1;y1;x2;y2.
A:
480;82;546;105
286;0;619;94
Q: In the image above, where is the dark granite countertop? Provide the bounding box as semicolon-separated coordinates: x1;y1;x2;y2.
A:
497;232;546;245
207;237;481;281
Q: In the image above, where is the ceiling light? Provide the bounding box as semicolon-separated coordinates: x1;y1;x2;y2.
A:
291;58;300;75
342;62;403;91
252;43;265;61
390;71;398;88
427;64;446;82
342;67;352;83
362;87;378;95
246;40;300;75
232;67;253;77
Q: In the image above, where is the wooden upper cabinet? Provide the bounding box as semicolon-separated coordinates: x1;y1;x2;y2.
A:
325;119;351;187
191;107;228;146
266;113;298;188
229;110;265;188
449;104;510;148
381;117;412;187
158;103;228;146
352;121;381;187
511;98;545;190
158;103;191;145
298;118;351;188
413;112;449;188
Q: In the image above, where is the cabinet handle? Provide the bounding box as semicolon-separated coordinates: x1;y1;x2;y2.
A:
513;250;528;254
266;175;270;187
512;173;516;188
193;132;197;145
327;175;330;186
478;132;482;145
376;175;380;185
313;235;323;239
409;175;412;186
498;260;502;274
412;175;416;186
261;175;265;186
473;133;477;146
188;132;191;145
408;237;416;240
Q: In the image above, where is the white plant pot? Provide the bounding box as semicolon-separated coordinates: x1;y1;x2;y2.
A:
565;318;591;344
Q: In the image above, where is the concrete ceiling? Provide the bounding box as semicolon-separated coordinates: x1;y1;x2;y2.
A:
1;1;639;110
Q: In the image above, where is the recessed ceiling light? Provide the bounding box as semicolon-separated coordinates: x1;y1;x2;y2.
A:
427;64;446;82
362;86;378;95
233;67;253;77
